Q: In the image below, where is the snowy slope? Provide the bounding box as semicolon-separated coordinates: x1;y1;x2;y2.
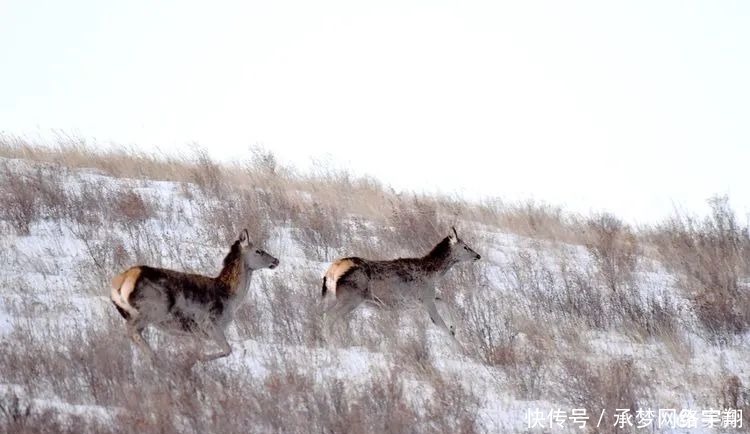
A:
1;156;748;433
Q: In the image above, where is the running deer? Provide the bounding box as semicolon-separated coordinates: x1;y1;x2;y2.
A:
110;229;279;364
321;227;480;343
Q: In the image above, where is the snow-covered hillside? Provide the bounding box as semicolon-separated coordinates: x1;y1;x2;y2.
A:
1;152;748;434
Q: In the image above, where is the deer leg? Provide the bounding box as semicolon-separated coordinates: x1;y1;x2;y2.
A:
325;296;348;335
420;286;448;332
324;270;368;338
325;291;365;339
337;294;365;321
182;336;206;370
198;328;232;362
422;297;465;351
322;301;337;342
127;318;156;362
423;298;451;335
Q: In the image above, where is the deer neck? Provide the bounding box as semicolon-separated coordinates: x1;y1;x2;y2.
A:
231;267;253;302
422;256;458;276
421;238;457;276
217;256;252;301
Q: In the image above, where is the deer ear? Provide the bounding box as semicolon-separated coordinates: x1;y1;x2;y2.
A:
449;226;458;244
239;229;249;244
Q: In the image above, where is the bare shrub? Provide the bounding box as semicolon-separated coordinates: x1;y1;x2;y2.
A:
393;326;434;375
246;144;279;177
263;272;323;345
0;391;33;433
0;133;184;183
507;246;679;339
254;185;299;225
198;187;271;247
651;196;750;338
387;195;444;253
233;269;327;347
557;257;607;329
114;190;153;224
477;199;586;244
512;344;548;400
231;303;266;343
449;258;517;367
189;147;226;198
69;222;127;292
337;216;382;259
63;179;107;226
425;372;480;434
502;200;568;236
2;319;239;433
719;375;750;428
0;165;60;235
585;213;640;293
291;201;350;262
463;289;519;368
256;367;424;434
457;267;549;399
560;357;643;434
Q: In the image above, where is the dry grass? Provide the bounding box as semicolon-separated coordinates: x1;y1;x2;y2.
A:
0;315;479;434
0;162;68;235
291;202;351;262
501;243;680;341
475;198;588;245
585;213;640;293
1;136;749;433
649;196;750;339
0;134;591;246
560;357;644;434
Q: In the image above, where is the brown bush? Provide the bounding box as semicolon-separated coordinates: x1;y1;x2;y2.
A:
188;147;227;198
114;191;153;224
1;166;44;234
560;357;643;434
585;213;640;293
0;392;33;433
264;272;324;345
458;270;518;368
505;245;679;340
478;199;587;244
291;201;350;262
387;195;445;254
198;188;272;247
651;196;750;338
719;375;750;428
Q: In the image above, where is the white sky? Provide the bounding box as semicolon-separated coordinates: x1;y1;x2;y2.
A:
1;0;749;223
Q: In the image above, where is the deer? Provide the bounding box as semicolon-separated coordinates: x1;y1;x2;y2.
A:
110;229;279;365
321;227;480;346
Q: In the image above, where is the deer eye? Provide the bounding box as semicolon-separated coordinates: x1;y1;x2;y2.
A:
256;250;261;254
463;246;468;250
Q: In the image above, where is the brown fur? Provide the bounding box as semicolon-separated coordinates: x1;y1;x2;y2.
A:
216;240;243;292
111;267;142;317
322;231;480;345
322;237;458;301
111;272;126;291
323;258;358;297
109;231;279;365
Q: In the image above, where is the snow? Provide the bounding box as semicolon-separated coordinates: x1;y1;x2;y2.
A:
0;384;121;425
1;156;749;433
0;309;11;335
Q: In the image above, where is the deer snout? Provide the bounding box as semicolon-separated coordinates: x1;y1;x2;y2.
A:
474;254;481;261
269;258;280;269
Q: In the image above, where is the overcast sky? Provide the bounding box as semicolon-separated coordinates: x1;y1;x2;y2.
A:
1;0;748;223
